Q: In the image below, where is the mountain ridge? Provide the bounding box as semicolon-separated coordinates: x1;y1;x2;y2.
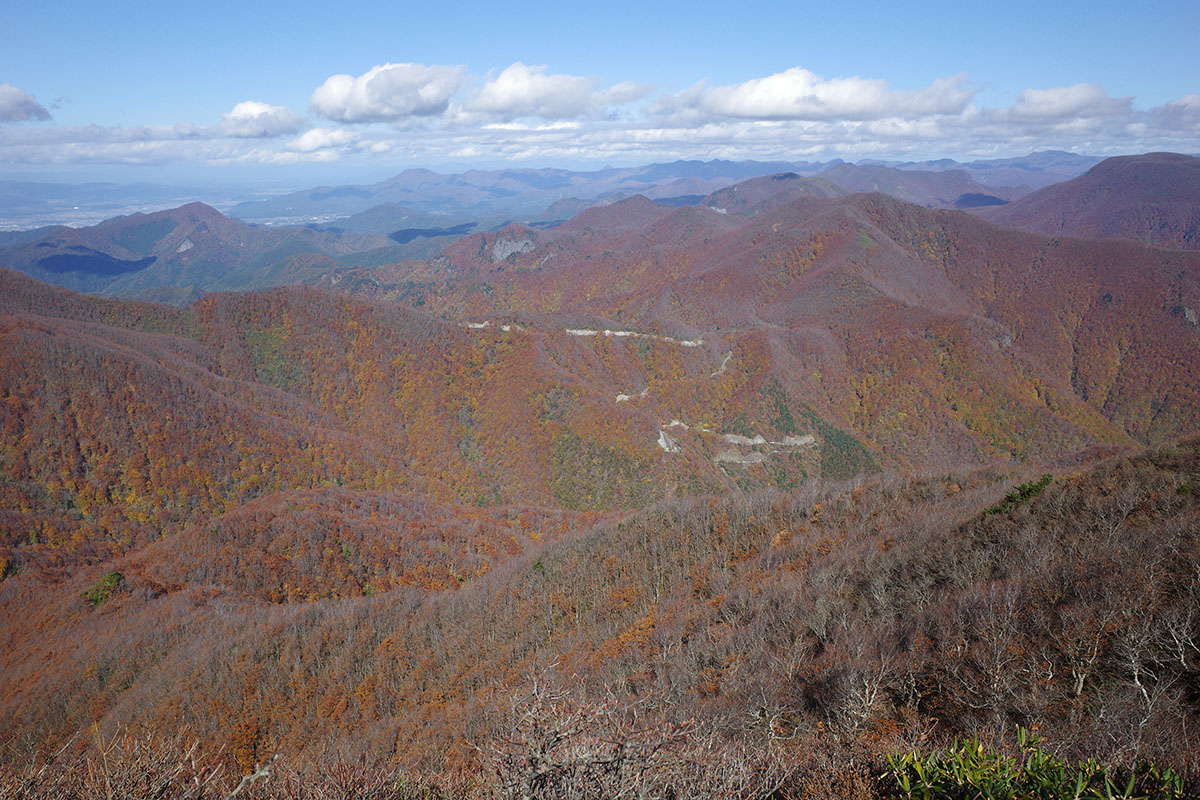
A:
974;152;1200;249
226;152;1093;223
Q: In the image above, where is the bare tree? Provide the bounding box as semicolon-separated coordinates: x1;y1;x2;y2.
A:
483;673;797;800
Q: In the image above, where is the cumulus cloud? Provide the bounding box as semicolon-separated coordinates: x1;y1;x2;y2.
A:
310;63;464;122
0;104;1194;171
3;65;1198;171
0;83;52;122
597;81;654;106
0;120;365;167
467;62;599;119
459;64;652;121
1149;94;1200;132
219;101;307;138
656;68;977;122
288;127;356;152
1007;83;1132;120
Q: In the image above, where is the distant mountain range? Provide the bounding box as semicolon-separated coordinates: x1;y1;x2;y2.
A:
0;151;1109;239
4;153;1132;307
887;149;1106;188
817;163;1026;208
227;151;1100;224
225;159;829;223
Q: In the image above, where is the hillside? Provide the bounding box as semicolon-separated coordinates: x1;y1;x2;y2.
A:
975;152;1200;249
2;429;1197;784
348;189;1200;466
699;172;846;215
0;267;890;572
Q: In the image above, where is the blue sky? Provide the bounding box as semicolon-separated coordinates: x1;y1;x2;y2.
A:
1;0;1197;186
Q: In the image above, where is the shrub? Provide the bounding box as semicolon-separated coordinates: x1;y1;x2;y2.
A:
82;571;124;607
984;474;1052;515
887;727;1191;799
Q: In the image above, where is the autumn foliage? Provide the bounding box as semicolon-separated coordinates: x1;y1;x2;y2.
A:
2;170;1200;795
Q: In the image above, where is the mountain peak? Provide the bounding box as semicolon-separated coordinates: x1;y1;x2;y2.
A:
166;201;227;222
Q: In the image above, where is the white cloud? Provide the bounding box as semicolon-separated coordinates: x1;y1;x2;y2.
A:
1149;94;1200;133
467;62;598;119
656;68;977;121
219;101;307;138
310;62;465;122
0;84;51;122
2;106;1195;172
287;128;355;152
2;67;1197;172
459;64;652;122
1008;83;1131;120
597;81;654;106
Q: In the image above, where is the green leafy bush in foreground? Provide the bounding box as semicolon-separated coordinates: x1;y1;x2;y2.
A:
887;727;1190;800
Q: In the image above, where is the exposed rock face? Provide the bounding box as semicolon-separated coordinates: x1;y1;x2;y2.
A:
493;237;536;262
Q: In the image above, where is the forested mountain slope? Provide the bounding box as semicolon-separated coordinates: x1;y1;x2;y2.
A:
2;433;1197;780
975;153;1200;250
345;188;1200;463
